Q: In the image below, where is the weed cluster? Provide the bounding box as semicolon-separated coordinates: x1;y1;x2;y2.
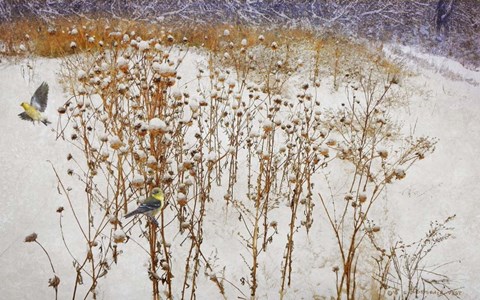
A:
21;22;458;299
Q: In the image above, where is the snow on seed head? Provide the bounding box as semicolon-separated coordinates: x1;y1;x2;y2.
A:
46;26;57;35
394;168;406;180
138;40;149;52
189;99;199;112
131;175;145;189
149;118;168;134
109;136;124;150
77;70;87;80
153;62;176;77
223;29;230;36
258;35;265;41
177;193;188;206
117;83;127;93
133;150;147;162
262;120;274;132
95;113;107;122
100;77;111;89
119;145;129;155
227;79;236;88
90;76;100;85
146;156;157;169
108;31;121;37
100;150;109;161
377;148;388;159
98;133;108;143
116;56;128;68
113;230;126;243
172;90;182;101
206;152;217;162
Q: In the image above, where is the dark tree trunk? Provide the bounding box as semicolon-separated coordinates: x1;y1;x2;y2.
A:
436;0;455;37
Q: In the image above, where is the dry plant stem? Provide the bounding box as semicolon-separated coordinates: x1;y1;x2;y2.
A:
279;167;305;298
250;147;270;298
49;24;443;300
188;194;207;300
34;240;59;300
371;215;459;299
315;70;433;299
51;164;100;299
261;135;275;252
149;222;160;300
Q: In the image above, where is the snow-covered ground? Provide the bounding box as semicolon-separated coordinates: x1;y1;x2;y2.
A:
0;46;479;299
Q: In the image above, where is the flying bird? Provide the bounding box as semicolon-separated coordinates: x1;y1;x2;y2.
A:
18;82;51;126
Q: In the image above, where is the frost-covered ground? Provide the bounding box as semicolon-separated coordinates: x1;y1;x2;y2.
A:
0;45;479;299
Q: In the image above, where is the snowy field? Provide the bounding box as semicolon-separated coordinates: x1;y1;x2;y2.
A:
0;43;479;300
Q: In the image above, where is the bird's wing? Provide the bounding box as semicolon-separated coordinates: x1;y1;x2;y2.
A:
18;112;34;122
30;82;49;112
137;200;162;212
124;197;162;218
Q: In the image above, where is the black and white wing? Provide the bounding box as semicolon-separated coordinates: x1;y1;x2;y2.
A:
18;112;34;122
30;82;49;112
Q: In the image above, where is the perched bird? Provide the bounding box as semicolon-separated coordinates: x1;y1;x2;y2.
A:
18;82;51;126
124;187;165;226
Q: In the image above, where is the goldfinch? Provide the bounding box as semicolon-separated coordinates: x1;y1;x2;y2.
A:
18;82;51;126
124;188;165;226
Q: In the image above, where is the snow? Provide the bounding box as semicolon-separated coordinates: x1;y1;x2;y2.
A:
0;45;479;299
116;56;128;67
109;136;123;149
148;118;167;131
137;40;149;52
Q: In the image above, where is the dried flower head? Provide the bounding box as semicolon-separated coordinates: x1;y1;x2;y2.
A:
24;233;38;243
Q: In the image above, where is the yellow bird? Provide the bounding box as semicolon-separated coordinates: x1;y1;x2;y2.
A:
124;188;165;226
18;82;51;126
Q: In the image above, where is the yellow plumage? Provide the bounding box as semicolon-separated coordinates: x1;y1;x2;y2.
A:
124;188;165;226
20;102;43;122
18;82;51;126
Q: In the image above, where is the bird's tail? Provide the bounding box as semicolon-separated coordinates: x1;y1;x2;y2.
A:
41;119;51;126
124;210;139;219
